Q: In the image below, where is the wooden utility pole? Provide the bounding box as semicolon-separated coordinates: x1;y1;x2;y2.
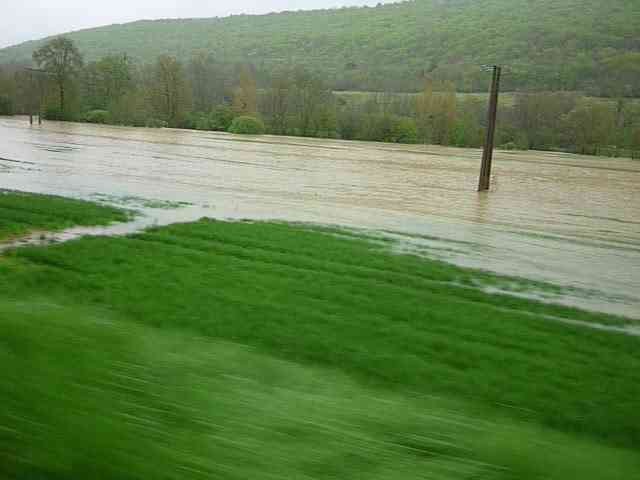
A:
478;65;502;192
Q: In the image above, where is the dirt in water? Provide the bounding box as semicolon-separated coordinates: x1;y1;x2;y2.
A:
1;117;639;319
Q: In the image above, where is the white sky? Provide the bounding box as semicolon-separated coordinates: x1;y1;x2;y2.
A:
0;0;396;48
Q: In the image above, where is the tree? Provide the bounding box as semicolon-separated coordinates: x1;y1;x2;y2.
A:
290;68;334;137
453;97;485;147
416;80;456;145
233;65;257;115
0;68;17;115
602;53;640;97
416;79;434;144
188;53;227;112
563;100;616;155
0;95;13;115
264;71;292;134
337;103;360;140
431;81;457;145
150;55;191;127
631;126;640;160
83;55;133;117
512;92;576;149
33;37;83;116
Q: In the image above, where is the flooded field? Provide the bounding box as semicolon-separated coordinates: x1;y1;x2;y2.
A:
1;117;639;319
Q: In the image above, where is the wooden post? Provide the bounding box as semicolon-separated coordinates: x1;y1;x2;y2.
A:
478;65;501;192
38;80;43;125
24;67;48;126
29;71;34;125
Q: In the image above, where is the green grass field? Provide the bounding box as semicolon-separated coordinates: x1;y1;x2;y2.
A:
1;197;639;478
0;190;129;241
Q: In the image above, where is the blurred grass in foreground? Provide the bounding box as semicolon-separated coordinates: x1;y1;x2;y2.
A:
0;210;639;478
1;301;638;479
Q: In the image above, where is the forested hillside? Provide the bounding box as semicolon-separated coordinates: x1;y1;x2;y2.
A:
0;0;638;95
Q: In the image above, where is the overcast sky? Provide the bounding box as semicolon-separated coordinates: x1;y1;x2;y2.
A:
0;1;396;48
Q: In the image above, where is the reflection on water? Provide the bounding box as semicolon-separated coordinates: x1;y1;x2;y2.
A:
1;117;639;319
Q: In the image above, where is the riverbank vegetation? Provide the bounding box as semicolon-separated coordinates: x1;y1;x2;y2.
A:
1;34;639;158
0;190;129;241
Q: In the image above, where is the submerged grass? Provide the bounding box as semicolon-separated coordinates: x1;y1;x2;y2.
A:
1;218;639;456
0;190;129;241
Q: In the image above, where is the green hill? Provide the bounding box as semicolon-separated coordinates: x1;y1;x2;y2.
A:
1;0;639;94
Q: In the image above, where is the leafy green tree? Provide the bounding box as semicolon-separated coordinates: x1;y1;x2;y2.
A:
33;37;83;116
602;53;640;97
337;104;360;140
416;80;457;145
0;68;17;113
188;53;226;112
452;97;485;148
83;55;133;111
512;92;577;149
290;68;334;137
0;94;13;115
416;79;434;144
263;71;292;134
630;126;640;160
150;55;191;127
233;65;257;115
563;100;616;155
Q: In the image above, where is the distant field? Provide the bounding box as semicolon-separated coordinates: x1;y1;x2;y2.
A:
0;190;129;241
334;91;640;109
1;191;639;479
335;90;517;108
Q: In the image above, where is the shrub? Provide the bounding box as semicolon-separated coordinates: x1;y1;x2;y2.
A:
145;118;168;128
182;112;209;130
84;110;111;124
394;118;418;144
210;106;235;132
0;95;13;115
228;115;265;135
43;105;65;121
195;116;211;131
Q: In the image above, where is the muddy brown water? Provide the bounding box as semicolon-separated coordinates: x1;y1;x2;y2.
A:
1;117;639;320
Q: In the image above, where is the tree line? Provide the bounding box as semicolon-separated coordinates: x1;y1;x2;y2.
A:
0;37;639;159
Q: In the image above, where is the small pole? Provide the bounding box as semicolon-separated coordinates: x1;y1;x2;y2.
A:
24;67;50;126
38;81;43;125
28;71;34;125
478;65;501;191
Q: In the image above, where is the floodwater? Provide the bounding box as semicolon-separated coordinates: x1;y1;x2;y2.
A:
1;117;639;320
